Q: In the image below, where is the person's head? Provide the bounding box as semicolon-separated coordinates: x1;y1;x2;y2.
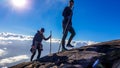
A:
69;0;74;8
40;28;45;33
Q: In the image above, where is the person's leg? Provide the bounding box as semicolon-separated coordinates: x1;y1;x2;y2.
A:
37;48;41;59
62;24;69;50
61;19;70;50
62;31;68;48
30;51;36;61
30;42;37;61
37;43;42;60
67;26;75;47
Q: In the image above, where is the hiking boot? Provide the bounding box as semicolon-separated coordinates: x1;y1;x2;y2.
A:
62;47;68;51
67;44;74;47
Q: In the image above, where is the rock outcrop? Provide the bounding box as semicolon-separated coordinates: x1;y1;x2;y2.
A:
10;40;120;68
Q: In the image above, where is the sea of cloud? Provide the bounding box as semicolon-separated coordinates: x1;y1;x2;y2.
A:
0;32;97;67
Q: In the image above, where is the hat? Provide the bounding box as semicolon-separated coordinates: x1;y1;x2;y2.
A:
69;0;74;3
41;28;45;32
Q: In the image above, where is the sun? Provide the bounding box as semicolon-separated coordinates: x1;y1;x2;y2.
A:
10;0;28;9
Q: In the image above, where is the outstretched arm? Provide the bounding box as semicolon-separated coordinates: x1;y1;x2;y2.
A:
42;34;51;40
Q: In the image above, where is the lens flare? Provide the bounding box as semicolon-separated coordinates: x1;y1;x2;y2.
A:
11;0;27;9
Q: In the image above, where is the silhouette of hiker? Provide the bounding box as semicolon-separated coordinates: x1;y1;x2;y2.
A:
61;0;76;51
30;28;51;61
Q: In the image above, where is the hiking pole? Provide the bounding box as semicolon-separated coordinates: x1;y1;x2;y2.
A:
50;31;52;54
58;14;72;53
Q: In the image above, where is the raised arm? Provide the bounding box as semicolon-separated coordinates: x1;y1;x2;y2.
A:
42;34;51;40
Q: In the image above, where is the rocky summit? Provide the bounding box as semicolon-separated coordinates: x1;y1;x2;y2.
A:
10;40;120;68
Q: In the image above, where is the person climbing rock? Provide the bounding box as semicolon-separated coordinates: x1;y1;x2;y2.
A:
30;28;51;61
61;0;76;51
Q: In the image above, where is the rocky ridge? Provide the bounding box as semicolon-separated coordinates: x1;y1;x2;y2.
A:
10;40;120;68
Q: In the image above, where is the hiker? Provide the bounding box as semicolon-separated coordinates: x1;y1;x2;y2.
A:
30;28;51;61
61;0;76;51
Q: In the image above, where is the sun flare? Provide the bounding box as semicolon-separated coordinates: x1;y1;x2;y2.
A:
11;0;28;9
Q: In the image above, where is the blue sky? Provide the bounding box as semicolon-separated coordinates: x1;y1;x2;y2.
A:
0;0;120;42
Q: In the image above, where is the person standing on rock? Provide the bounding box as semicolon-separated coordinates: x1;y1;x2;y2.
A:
61;0;76;51
30;28;51;61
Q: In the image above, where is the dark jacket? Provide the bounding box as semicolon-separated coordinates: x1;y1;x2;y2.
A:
33;31;50;45
33;31;43;44
62;6;73;26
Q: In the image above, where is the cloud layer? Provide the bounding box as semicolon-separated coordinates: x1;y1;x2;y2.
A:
0;49;6;56
0;55;29;66
0;32;97;67
0;32;97;46
0;32;32;41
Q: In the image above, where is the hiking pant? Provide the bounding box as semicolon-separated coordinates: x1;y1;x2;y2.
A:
62;24;75;48
30;41;43;61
